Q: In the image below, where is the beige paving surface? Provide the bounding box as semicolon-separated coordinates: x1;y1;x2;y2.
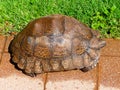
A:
0;36;120;90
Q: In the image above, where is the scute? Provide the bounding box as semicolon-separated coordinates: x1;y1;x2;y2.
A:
9;14;106;76
34;36;51;58
72;37;88;55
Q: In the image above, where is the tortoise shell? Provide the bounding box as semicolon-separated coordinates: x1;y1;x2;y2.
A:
9;14;106;77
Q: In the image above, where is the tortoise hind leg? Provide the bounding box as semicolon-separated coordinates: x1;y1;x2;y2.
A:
80;66;93;72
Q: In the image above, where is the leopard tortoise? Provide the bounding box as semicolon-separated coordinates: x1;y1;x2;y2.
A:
9;14;106;77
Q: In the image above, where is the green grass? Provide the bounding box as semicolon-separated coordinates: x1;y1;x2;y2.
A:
0;0;120;39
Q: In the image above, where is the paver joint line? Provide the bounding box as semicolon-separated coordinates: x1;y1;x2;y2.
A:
96;63;100;90
0;36;7;64
101;55;120;57
44;73;48;90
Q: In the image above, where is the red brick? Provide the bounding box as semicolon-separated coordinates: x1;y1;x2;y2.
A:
99;56;120;90
101;39;120;57
0;53;1;63
46;68;97;90
0;53;45;90
0;35;6;53
4;36;14;52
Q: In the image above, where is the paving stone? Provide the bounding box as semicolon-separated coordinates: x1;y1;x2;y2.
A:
0;37;120;90
0;53;45;90
99;56;120;90
0;53;1;63
46;68;98;90
4;36;14;53
0;35;6;53
101;39;120;57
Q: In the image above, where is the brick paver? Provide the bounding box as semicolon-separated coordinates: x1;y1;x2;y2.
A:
46;68;97;90
0;37;120;90
0;35;6;53
101;39;120;57
0;53;1;63
4;36;14;53
0;53;45;90
99;56;120;90
0;35;6;63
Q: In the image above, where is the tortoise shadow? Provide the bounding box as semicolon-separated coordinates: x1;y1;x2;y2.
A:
8;38;22;71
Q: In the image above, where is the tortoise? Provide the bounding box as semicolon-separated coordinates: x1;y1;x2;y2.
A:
9;14;106;77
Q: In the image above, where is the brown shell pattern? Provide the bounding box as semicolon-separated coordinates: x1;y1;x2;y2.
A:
9;14;106;77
